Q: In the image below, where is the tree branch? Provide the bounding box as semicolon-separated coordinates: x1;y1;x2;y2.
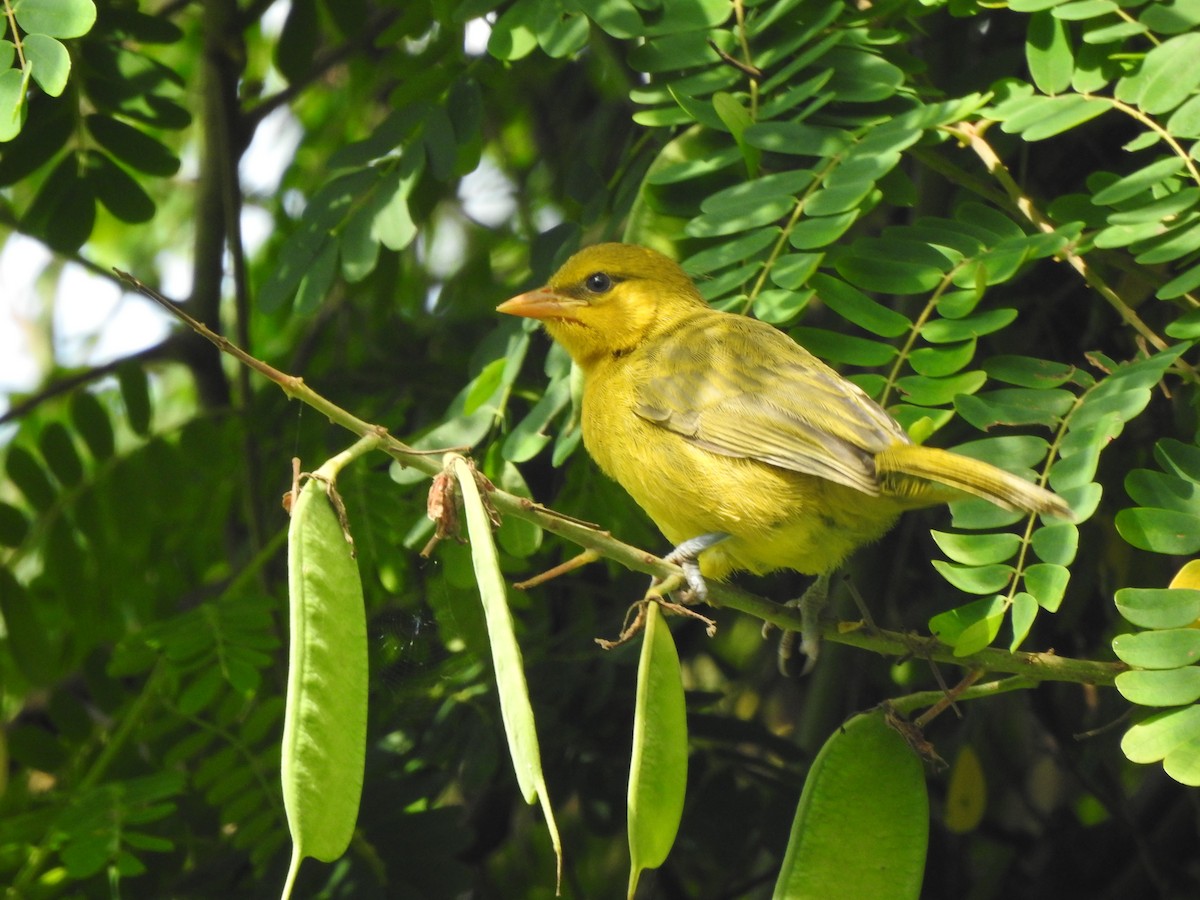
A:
113;269;1127;688
0;339;175;427
946;121;1186;366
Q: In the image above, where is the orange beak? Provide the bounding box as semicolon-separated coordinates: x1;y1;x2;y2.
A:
496;287;582;322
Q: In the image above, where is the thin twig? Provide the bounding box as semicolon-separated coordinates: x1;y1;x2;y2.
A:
113;266;1128;687
948;121;1185;366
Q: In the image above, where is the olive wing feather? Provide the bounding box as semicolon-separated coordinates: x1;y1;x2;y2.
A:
634;314;909;496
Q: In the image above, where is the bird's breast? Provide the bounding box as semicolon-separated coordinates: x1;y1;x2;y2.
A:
578;358;905;578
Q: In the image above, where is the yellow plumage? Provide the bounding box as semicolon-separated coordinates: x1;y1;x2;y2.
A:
499;243;1069;606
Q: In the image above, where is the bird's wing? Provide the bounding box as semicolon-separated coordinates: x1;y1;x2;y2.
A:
634;313;909;495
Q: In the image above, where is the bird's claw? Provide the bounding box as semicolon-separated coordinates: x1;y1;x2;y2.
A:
662;532;729;604
766;572;832;676
663;552;708;603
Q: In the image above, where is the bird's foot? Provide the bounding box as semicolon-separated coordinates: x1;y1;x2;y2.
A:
661;532;729;603
764;572;832;676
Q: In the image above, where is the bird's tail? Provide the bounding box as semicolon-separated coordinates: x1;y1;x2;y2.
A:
875;444;1073;519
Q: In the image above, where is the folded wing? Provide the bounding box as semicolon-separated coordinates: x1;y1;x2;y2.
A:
634;314;910;496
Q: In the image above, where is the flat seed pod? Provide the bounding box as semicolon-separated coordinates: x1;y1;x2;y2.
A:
281;478;367;898
627;602;688;898
773;710;928;900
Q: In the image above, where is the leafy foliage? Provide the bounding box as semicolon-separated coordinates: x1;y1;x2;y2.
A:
3;0;1200;897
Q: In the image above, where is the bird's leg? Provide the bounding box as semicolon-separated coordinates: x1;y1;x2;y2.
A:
770;571;832;676
661;532;729;602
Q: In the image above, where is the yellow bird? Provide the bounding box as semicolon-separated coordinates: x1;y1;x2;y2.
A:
498;243;1070;667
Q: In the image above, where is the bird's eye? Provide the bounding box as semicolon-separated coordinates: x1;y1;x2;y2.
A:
584;272;613;294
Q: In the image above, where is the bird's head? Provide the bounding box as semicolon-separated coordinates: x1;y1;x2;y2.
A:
497;243;707;367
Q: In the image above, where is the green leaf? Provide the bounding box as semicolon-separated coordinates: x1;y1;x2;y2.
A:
1031;522;1078;565
1122;705;1200;773
954;435;1055;470
178;667;224;716
84;150;155;223
773;711;928;900
577;0;642;38
895;371;987;407
712;91;760;176
931;561;1015;594
683;229;777;274
1051;0;1117;19
1050;420;1112;492
633;31;715;74
281;477;367;877
86;114;179;176
810;273;912;337
835;255;945;295
955;387;1075;429
753;288;811;325
638;0;731;37
1082;19;1147;43
0;568;59;685
908;340;976;378
21;150;94;250
1112;629;1200;669
0;66;25;142
789;211;858;250
823;47;904;102
39;421;82;486
770;253;823;291
1071;387;1153;432
983;355;1077;388
999;95;1109;140
1106;188;1200;225
260;169;376;312
1140;0;1200;34
1133;218;1200;265
1116;33;1200;114
627;603;688;898
293;238;338;314
503;376;570;463
931;531;1021;566
1116;588;1200;629
1010;592;1038;651
420;104;458;182
1025;563;1070;612
701;173;815;216
488;0;539;60
371;154;422;251
687;196;796;237
13;0;97;38
275;0;318;81
535;5;589;57
1026;11;1073;95
1159;263;1200;301
922;309;1018;343
339;203;381;284
1116;508;1200;555
1092;157;1185;205
1116;668;1200;707
790;327;897;366
1125;469;1200;516
1167;94;1200;138
117;362;152;436
744;121;852;157
0;501;30;547
23;33;70;97
929;595;1007;655
1156;438;1200;483
492;454;543;558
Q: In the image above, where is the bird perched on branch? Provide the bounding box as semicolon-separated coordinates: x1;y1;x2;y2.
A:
498;243;1071;670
